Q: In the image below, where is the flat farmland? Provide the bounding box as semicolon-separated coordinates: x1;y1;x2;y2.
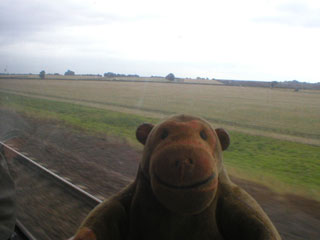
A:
0;79;319;145
1;90;319;200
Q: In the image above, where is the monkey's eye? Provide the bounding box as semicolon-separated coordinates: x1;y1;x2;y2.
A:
161;129;169;139
200;130;207;140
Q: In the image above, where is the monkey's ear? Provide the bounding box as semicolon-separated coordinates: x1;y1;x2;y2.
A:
136;123;154;145
215;128;230;151
73;227;96;240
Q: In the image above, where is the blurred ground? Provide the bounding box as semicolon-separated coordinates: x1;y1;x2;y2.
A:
0;108;319;240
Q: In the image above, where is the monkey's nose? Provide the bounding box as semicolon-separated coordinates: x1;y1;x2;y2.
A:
173;158;195;182
174;158;194;168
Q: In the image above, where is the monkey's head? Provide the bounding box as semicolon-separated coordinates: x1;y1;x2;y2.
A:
136;115;229;215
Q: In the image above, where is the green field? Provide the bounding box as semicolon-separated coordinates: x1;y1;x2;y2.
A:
1;79;319;146
0;91;319;200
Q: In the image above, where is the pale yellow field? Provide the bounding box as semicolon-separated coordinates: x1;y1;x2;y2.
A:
0;74;222;84
1;79;319;144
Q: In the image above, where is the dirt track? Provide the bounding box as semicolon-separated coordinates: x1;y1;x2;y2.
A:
0;109;319;240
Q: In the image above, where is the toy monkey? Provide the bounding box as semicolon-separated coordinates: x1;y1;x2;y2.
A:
74;114;281;240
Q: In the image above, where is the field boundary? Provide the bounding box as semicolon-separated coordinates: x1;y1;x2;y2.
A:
2;76;320;90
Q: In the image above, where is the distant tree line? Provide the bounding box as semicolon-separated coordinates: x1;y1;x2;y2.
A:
218;79;320;90
104;72;140;78
5;71;320;91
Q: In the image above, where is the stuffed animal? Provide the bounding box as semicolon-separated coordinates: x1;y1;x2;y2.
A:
74;114;281;240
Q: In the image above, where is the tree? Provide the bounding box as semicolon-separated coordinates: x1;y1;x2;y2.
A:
271;81;277;88
165;73;175;81
39;70;45;79
65;70;75;76
104;72;117;77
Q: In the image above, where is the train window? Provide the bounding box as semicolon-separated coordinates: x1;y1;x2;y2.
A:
0;0;319;239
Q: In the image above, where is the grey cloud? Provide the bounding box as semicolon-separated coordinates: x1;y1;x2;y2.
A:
253;2;320;28
0;0;124;38
0;0;160;47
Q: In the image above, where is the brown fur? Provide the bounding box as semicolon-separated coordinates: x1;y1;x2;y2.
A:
74;114;281;240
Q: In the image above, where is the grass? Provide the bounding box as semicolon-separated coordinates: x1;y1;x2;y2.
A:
0;91;157;143
1;79;319;144
224;132;320;198
1;91;319;200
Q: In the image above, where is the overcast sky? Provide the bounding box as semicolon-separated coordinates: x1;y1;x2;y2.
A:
1;0;320;82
